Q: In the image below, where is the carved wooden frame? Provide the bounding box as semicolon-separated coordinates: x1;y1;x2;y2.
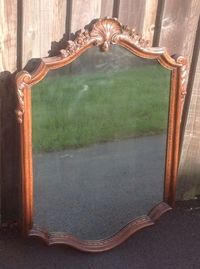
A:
15;18;187;252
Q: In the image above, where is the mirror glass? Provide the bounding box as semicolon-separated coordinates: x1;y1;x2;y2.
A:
31;46;171;240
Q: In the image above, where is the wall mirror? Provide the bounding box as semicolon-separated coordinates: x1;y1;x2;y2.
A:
15;18;187;252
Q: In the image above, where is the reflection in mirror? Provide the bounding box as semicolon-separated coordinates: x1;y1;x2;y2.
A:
32;45;171;240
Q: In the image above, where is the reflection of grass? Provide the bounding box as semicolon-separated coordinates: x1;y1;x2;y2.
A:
32;65;170;152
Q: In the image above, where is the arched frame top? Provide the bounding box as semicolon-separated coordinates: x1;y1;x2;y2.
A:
16;17;187;123
15;17;187;253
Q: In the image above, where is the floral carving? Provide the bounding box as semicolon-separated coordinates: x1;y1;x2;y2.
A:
60;30;92;57
121;25;150;48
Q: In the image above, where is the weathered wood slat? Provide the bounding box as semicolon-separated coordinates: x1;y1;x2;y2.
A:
177;18;200;200
118;0;146;32
142;0;158;44
112;0;120;18
65;0;73;39
0;0;17;72
118;0;158;44
156;0;200;199
152;0;165;46
22;1;40;67
101;0;114;18
71;0;102;33
159;0;200;61
22;0;67;67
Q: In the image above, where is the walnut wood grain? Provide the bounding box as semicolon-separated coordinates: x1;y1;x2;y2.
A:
15;17;187;252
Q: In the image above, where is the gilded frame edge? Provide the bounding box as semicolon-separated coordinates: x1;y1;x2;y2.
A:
15;17;187;252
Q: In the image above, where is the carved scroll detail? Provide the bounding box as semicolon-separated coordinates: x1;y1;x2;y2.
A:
175;56;187;121
15;72;31;123
176;56;187;100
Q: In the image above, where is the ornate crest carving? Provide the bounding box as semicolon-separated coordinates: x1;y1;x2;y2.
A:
90;18;122;51
60;17;150;57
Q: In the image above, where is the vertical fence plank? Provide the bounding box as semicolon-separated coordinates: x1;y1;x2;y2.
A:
65;0;73;39
159;0;200;62
118;0;146;32
118;0;158;44
100;0;114;18
0;0;17;72
152;0;165;46
142;0;158;44
112;0;120;18
40;0;67;57
22;1;41;66
177;18;200;200
22;0;67;67
156;0;200;200
71;0;102;33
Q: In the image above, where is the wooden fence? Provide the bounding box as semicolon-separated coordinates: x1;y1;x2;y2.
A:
0;0;200;225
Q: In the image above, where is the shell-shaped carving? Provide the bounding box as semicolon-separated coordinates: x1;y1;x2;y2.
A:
90;18;122;51
60;17;150;56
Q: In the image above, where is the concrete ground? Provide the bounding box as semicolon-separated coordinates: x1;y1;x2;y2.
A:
33;134;166;239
